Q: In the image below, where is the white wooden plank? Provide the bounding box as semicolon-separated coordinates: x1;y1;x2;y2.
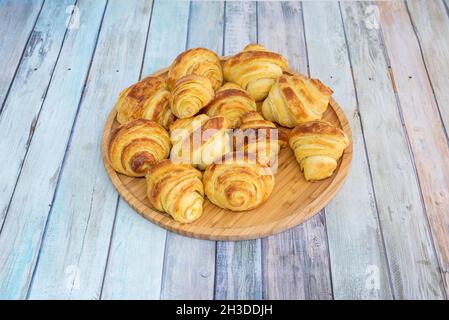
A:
379;0;449;296
141;0;191;76
340;1;445;299
0;0;43;112
214;0;262;300
100;0;190;300
0;0;107;300
160;1;224;300
302;1;392;300
258;1;332;300
100;202;167;299
188;0;224;53
215;239;262;300
27;0;154;299
0;0;75;229
223;1;257;55
406;0;449;134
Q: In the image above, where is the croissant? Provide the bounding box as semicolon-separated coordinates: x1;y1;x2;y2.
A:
167;47;223;91
108;119;171;177
170;115;231;170
114;76;175;129
203;82;257;128
289;120;349;181
262;74;333;128
146;160;204;223
223;44;288;102
170;74;214;118
234;111;287;167
203;152;275;211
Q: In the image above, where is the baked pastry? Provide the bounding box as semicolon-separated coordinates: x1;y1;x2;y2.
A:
114;76;175;129
203;82;257;128
170;74;214;118
146;160;204;223
203;152;275;211
170;115;231;170
262;74;333;128
289;120;349;181
234;111;287;167
223;44;288;102
108;119;171;177
167;48;223;91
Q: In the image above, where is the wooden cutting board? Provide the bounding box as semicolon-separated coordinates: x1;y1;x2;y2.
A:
101;61;353;241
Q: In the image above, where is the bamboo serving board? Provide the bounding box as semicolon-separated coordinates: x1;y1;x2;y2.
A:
101;62;353;241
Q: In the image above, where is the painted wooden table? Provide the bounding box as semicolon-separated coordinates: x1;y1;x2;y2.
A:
0;0;448;300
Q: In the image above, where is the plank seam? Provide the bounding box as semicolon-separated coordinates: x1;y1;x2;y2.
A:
254;2;264;300
299;2;310;76
443;0;449;20
0;0;45;116
377;2;448;299
337;0;396;300
99;195;120;299
404;1;449;141
25;0;109;299
255;1;258;44
321;209;335;299
138;0;155;79
213;1;227;301
158;231;170;299
222;1;226;55
186;0;193;48
212;240;218;300
0;0;78;237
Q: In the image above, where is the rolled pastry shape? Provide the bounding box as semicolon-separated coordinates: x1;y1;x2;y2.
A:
203;82;257;128
167;47;223;91
170;74;214;119
289;120;349;181
146;159;204;223
108;119;171;177
170;115;231;170
115;76;175;129
223;44;288;102
262;74;333;128
234;111;287;166
203;152;275;211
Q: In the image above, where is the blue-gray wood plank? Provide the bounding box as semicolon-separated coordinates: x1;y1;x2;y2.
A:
0;0;448;300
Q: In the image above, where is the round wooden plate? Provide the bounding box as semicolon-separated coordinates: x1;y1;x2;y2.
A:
101;61;353;241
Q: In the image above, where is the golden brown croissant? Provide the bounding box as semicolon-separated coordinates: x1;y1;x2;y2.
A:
170;74;214;119
203;82;257;128
262;74;333;128
167;48;223;91
169;115;231;170
108;119;171;177
146;159;204;223
289;120;349;181
114;76;175;129
234;111;287;167
223;44;288;102
203;152;275;211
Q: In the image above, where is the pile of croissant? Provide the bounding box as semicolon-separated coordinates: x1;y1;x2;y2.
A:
108;44;349;224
